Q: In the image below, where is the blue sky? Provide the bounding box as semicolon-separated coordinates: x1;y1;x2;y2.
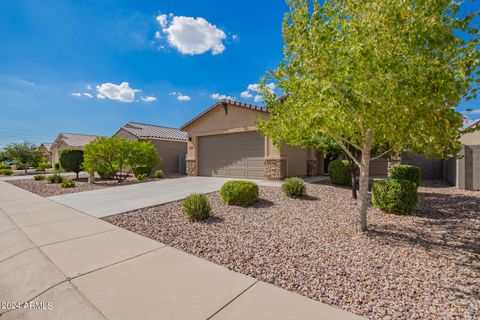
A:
0;0;478;147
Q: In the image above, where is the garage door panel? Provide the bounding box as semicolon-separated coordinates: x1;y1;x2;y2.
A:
199;132;265;178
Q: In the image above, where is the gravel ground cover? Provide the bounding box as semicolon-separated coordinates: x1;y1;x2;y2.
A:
104;181;480;319
8;173;184;197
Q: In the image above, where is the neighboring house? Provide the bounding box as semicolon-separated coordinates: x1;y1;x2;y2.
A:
445;121;480;190
181;100;318;180
115;122;187;174
39;143;53;163
51;133;104;164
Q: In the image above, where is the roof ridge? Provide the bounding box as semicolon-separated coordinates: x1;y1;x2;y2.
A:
60;132;105;137
126;121;184;131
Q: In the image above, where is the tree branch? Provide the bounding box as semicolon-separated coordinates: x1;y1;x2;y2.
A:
338;136;362;151
330;135;363;168
371;149;392;161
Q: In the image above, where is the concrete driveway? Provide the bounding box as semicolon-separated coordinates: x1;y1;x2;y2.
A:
49;176;281;218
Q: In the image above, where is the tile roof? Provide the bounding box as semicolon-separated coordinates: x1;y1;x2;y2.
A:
60;133;104;148
40;143;53;151
180;99;268;130
120;122;188;141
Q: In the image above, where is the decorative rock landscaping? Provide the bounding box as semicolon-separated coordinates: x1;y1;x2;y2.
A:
105;181;480;319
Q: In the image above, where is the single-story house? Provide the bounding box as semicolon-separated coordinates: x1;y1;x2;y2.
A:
181;99;329;180
39;143;53;163
115;122;187;174
51;133;105;164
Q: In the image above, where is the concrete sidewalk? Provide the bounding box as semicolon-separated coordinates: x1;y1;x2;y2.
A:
0;181;362;320
49;176;282;218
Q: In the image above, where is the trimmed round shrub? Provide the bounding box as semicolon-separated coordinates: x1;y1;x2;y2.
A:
372;179;417;214
282;177;305;197
328;160;350;185
54;162;61;171
0;168;13;176
61;178;76;188
34;175;46;181
136;173;148;181
390;164;421;187
48;173;63;184
60;149;84;179
155;170;164;179
182;193;211;221
220;180;259;206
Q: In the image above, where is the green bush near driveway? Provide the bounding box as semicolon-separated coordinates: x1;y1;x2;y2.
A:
328;160;350;186
34;175;46;181
133;166;151;179
36;162;52;171
282;177;305;197
136;173;148;181
0;168;13;176
182;193;212;221
61;178;76;188
220;180;259;206
0;164;10;170
390;164;421;187
48;173;63;184
372;179;417;214
155;170;164;179
54;162;61;171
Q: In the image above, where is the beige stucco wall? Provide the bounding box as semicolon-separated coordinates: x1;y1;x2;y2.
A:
460;130;480;146
150;139;187;172
283;144;309;177
116;129;138;140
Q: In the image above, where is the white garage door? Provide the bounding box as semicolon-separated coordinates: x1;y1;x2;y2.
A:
198;132;265;178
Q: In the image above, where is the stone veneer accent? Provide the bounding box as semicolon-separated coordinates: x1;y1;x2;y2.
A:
307;160;317;176
265;159;287;180
186;160;197;176
387;154;402;177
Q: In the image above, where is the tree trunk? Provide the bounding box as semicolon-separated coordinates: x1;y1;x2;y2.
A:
88;171;95;184
76;171;79;180
348;158;357;199
357;129;373;232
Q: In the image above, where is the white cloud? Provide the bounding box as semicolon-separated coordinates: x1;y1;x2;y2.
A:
82;92;93;98
232;34;239;41
240;91;253;99
141;96;157;102
241;83;276;102
155;14;227;55
95;82;141;103
156;14;168;28
169;91;191;101
211;93;234;100
177;94;191;101
154;31;161;39
86;84;92;90
467;109;480;114
71;92;82;97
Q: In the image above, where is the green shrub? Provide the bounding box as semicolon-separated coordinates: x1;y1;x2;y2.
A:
220;180;259;206
155;170;164;179
282;177;306;197
0;164;10;170
16;163;27;170
390;164;421;187
96;163;115;179
60;149;84;179
54;162;61;171
328;160;350;185
61;179;76;188
182;193;212;220
372;179;417;214
36;163;52;171
48;173;63;183
34;175;46;181
136;173;148;181
0;168;13;176
133;166;152;178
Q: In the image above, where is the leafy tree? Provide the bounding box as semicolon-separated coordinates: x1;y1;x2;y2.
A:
0;150;7;162
4;142;42;173
129;141;161;177
59;149;84;179
83;136;160;182
259;0;479;231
